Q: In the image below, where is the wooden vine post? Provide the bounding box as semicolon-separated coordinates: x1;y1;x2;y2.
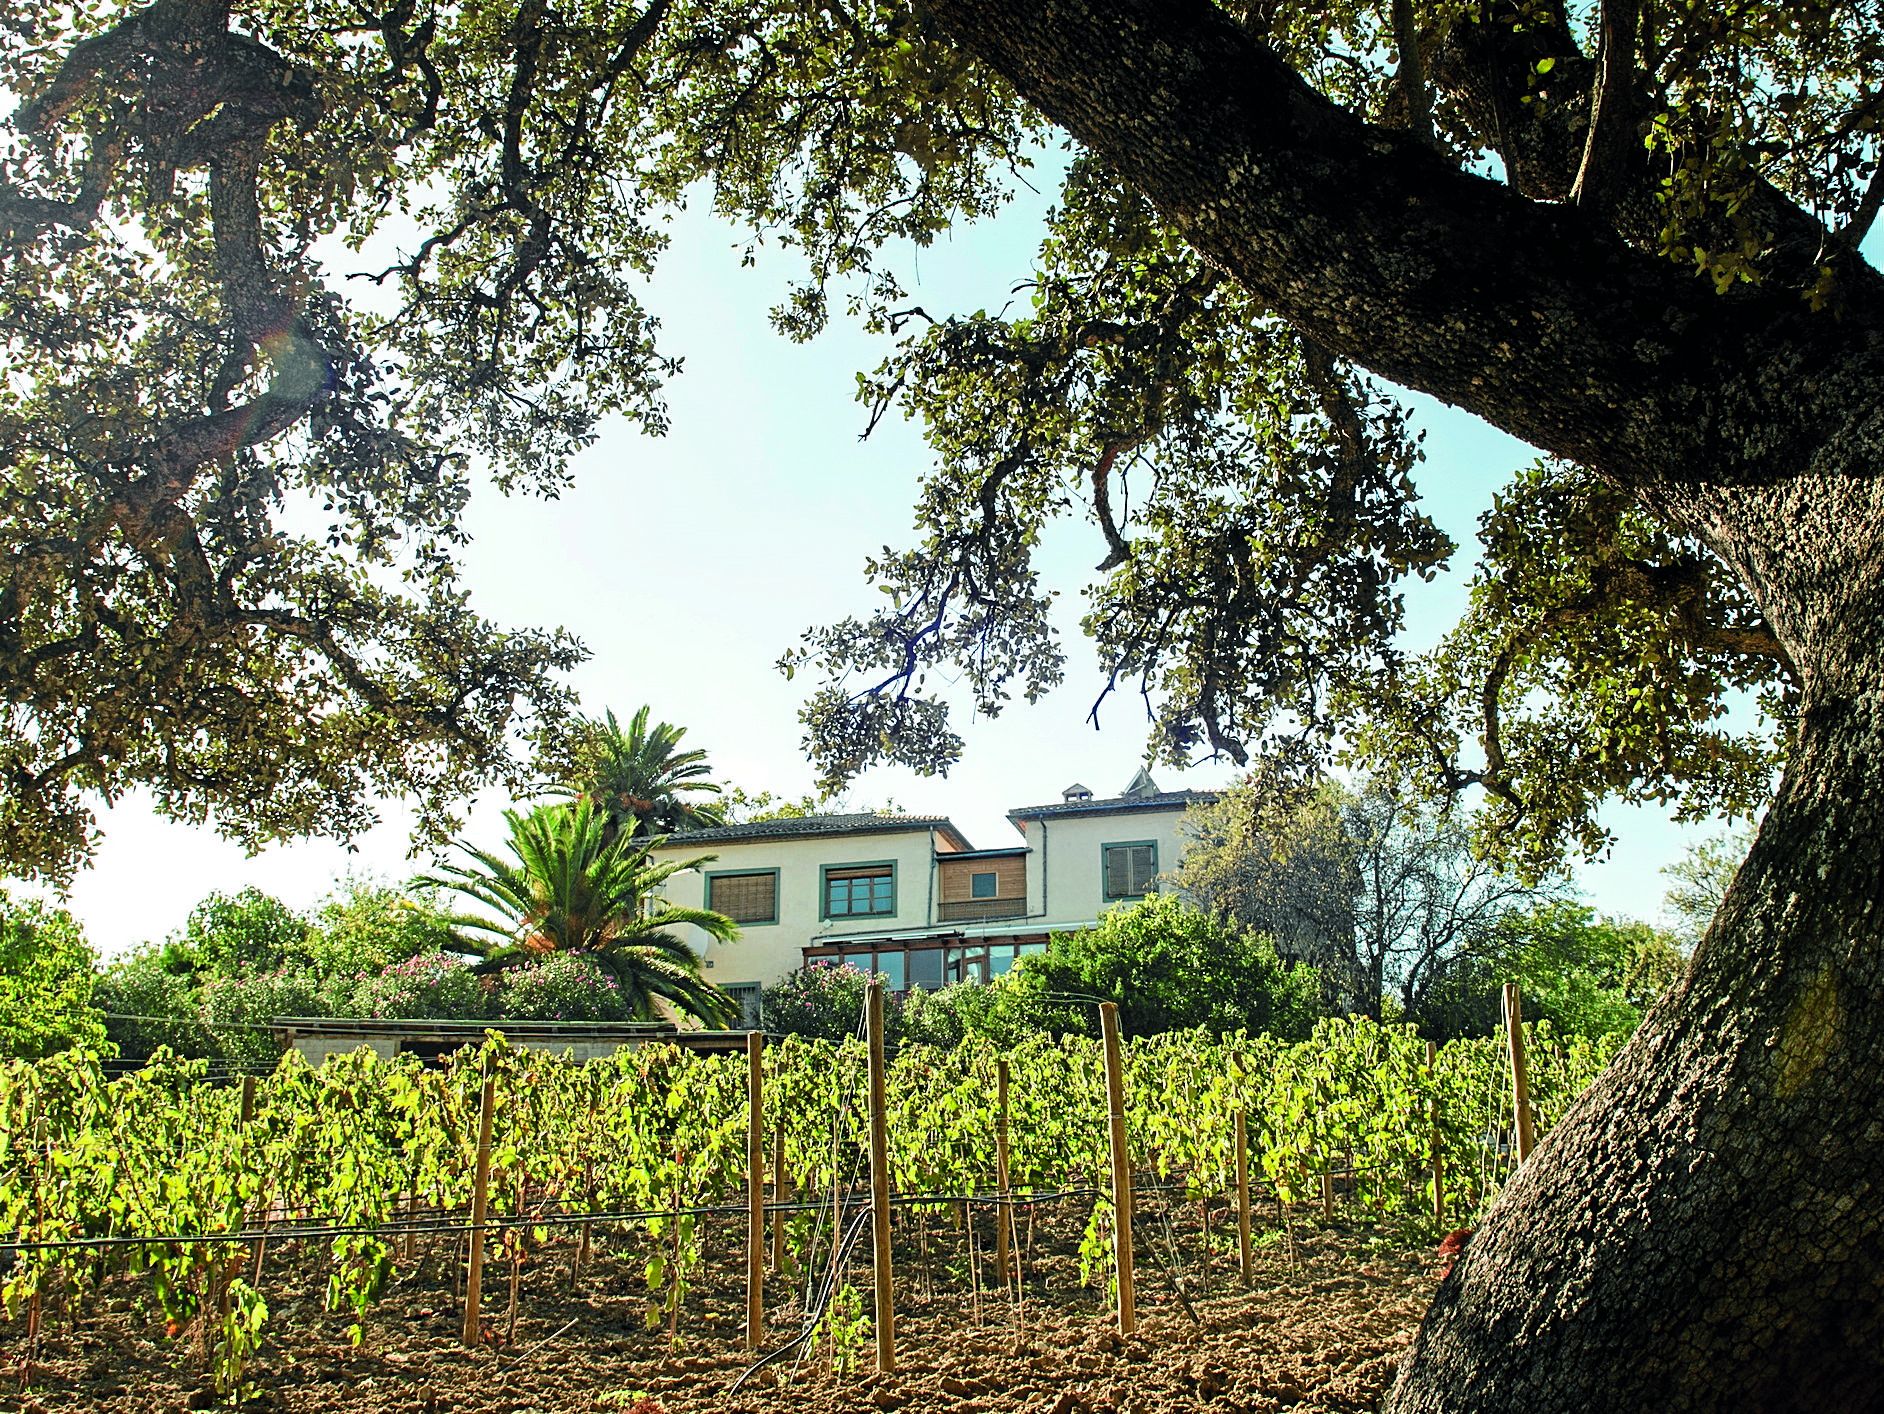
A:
1503;983;1537;1164
577;1088;599;1274
994;1057;1014;1286
771;1122;790;1276
1426;1039;1446;1226
866;977;896;1373
225;1076;259;1314
461;1059;497;1348
1234;1107;1252;1287
1098;1001;1136;1336
746;1030;765;1351
26;1103;45;1372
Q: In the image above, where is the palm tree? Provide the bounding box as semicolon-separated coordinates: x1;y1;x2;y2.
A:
542;705;727;843
421;798;740;1026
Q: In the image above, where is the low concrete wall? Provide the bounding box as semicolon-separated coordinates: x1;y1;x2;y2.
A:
292;1036;400;1066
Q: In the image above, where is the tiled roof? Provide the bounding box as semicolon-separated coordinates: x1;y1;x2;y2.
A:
1007;789;1215;823
648;812;972;850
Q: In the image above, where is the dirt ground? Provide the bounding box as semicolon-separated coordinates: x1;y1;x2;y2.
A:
5;1203;1439;1414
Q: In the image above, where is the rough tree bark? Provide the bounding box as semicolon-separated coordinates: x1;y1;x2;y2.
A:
920;0;1884;1406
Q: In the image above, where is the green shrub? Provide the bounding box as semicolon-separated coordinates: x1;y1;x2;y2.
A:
197;967;327;1064
497;953;631;1021
0;890;109;1059
899;974;1042;1048
1016;894;1323;1040
95;950;210;1059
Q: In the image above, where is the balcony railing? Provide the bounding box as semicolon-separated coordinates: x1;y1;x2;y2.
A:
937;897;1028;922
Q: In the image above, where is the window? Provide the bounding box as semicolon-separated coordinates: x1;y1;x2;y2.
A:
907;946;944;990
969;870;999;899
1102;841;1159;900
876;950;907;991
707;870;778;925
824;862;895;919
723;982;763;1029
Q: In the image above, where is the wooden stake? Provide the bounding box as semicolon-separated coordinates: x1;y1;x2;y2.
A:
1321;1168;1335;1222
1503;983;1537;1164
1098;1001;1136;1337
771;1121;789;1276
26;1107;45;1376
578;1091;598;1275
1234;1107;1252;1287
994;1058;1014;1287
866;978;896;1373
1427;1039;1446;1227
746;1030;765;1351
239;1074;257;1125
461;1061;496;1348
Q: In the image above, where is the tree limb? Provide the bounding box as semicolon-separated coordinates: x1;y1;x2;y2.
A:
920;0;1884;499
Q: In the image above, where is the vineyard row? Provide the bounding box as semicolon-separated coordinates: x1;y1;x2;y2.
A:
0;999;1618;1395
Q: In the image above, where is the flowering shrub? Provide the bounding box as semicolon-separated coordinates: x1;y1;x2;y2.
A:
344;951;491;1021
497;953;630;1022
760;960;890;1041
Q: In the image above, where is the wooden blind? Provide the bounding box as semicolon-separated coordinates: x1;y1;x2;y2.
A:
826;864;892;882
709;871;777;924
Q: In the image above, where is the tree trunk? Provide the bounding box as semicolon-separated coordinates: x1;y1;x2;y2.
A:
1391;599;1884;1409
916;2;1884;1403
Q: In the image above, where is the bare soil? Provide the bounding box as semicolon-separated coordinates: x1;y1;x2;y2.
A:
4;1204;1438;1414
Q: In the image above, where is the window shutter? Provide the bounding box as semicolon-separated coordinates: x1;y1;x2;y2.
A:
1104;843;1158;899
1130;844;1157;895
709;872;776;924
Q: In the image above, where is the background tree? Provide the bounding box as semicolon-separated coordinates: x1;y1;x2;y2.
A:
302;877;462;977
721;785;900;823
1661;827;1754;946
0;889;108;1058
1178;772;1548;1018
421;798;740;1026
1018;893;1322;1040
157;887;309;977
8;0;1884;1401
536;706;727;842
1174;766;1361;1000
1414;900;1684;1043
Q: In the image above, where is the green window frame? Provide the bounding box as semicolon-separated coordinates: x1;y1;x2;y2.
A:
1101;840;1159;901
705;868;780;926
821;860;897;920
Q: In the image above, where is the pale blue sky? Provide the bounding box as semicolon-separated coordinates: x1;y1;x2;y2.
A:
38;171;1749;956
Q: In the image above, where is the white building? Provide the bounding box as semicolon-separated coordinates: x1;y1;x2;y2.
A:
648;771;1213;1026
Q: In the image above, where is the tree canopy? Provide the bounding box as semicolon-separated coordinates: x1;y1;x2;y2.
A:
4;0;1840;887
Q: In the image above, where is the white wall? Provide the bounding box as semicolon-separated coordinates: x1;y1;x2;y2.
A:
650;826;945;988
652;806;1200;990
1021;805;1196;930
